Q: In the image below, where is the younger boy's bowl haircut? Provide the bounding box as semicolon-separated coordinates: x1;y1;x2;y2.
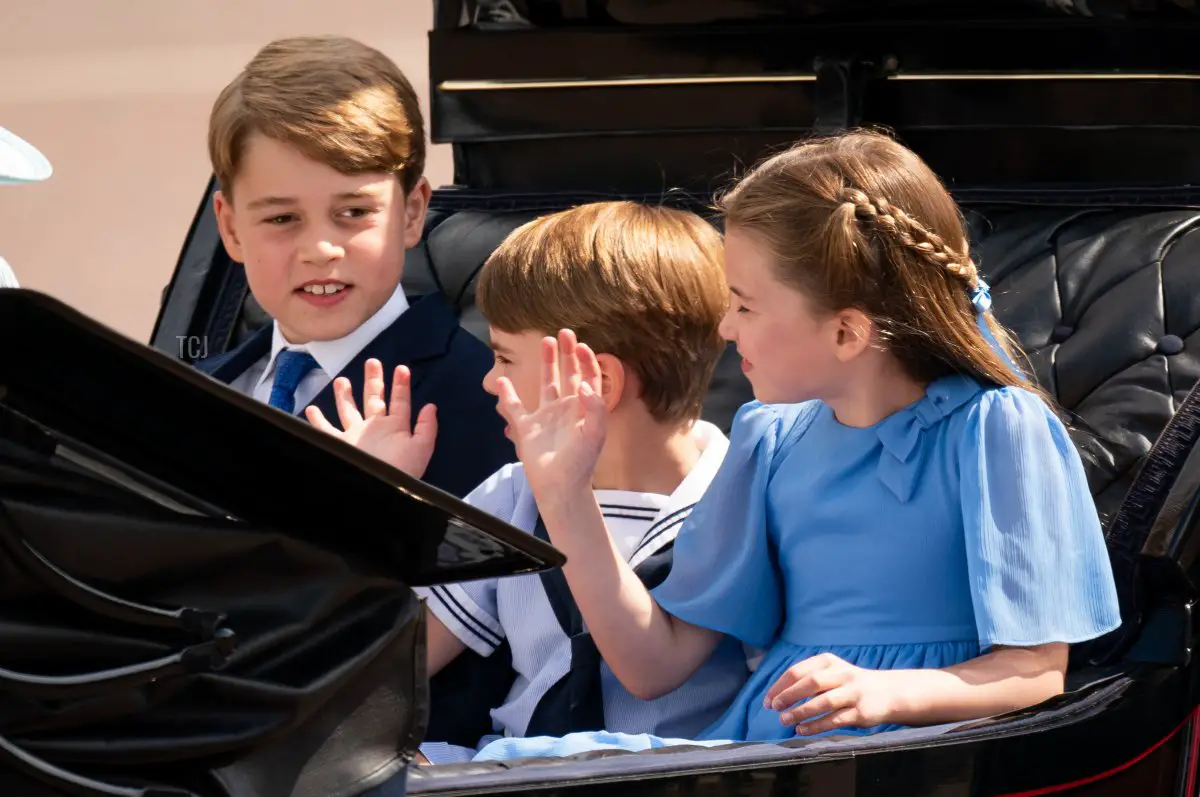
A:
477;201;728;426
208;35;425;196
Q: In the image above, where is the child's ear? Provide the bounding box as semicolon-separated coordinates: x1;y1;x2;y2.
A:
402;177;432;249
212;190;245;264
832;308;874;362
594;353;626;413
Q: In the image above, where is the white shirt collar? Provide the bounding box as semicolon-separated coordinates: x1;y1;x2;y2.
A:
626;419;729;569
255;283;410;391
663;419;729;516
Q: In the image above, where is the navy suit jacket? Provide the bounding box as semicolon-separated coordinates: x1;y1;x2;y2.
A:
194;292;515;500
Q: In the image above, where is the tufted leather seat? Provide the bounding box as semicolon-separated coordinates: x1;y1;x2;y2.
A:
234;199;1200;522
965;206;1200;521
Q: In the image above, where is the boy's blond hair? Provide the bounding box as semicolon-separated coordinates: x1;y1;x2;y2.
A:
208;35;425;196
478;202;728;425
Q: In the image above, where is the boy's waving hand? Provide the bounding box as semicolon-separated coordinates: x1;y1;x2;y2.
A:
307;358;438;478
494;329;607;503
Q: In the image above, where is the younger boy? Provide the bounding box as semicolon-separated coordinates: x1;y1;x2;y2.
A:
327;202;752;765
194;35;512;498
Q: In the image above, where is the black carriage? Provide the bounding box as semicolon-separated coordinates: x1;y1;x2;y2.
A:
5;1;1200;795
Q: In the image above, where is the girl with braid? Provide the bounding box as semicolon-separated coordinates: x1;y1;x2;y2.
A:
472;130;1121;760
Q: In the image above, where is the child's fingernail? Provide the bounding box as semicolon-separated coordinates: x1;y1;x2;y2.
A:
781;713;793;725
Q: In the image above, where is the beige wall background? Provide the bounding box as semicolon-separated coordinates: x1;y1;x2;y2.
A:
0;0;451;342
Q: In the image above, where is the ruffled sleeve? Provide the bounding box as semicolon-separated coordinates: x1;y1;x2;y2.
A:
959;388;1122;648
651;400;818;649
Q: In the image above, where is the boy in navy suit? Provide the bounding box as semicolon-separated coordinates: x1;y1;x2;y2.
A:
194;35;513;498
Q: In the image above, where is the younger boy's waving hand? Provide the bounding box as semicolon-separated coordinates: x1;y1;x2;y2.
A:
493;329;608;502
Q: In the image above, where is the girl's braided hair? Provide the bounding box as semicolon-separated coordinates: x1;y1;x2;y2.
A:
717;129;1048;405
840;187;981;288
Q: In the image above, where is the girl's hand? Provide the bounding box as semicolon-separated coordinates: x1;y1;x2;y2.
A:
495;329;607;505
764;653;903;735
305;358;438;479
767;645;1068;735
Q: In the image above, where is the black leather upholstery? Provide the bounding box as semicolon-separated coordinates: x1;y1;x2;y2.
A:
234;201;1200;523
964;207;1200;522
405;209;543;342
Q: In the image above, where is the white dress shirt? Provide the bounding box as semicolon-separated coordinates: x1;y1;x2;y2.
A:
230;284;410;413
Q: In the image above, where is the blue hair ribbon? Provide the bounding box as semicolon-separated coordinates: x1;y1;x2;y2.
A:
969;277;1020;373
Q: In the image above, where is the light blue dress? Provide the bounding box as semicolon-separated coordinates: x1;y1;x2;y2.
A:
473;375;1122;761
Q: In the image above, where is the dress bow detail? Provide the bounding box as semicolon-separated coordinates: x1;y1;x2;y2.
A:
874;375;983;502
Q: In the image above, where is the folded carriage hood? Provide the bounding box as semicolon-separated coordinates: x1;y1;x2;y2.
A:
444;0;1200;26
0;289;562;587
430;0;1200;193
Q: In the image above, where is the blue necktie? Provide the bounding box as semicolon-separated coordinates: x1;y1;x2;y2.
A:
268;350;320;415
